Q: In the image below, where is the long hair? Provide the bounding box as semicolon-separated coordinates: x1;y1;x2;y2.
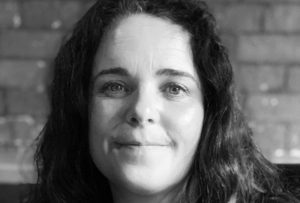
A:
25;0;298;202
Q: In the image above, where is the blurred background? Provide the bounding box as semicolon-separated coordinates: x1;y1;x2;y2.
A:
0;0;299;187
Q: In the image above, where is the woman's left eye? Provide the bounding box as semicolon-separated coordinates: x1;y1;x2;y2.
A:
162;83;189;97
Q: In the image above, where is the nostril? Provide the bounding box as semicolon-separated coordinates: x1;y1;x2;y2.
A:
130;117;139;124
127;116;154;126
147;118;154;123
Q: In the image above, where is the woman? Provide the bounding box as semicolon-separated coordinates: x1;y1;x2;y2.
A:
25;0;299;202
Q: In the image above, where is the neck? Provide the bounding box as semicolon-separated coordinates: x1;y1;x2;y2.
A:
110;183;183;203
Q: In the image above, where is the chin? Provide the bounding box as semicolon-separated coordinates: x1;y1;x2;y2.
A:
117;177;173;196
111;163;184;195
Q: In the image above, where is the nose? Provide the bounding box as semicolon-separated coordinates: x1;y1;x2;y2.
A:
125;89;160;127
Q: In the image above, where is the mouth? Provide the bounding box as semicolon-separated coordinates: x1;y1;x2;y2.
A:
113;141;169;149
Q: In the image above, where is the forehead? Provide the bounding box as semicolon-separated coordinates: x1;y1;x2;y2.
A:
115;14;187;43
95;13;195;75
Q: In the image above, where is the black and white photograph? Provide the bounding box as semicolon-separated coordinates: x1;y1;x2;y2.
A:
0;0;299;202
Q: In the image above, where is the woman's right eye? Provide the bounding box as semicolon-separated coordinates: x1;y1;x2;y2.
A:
98;82;130;98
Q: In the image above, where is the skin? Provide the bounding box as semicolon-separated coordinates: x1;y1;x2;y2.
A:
89;14;204;203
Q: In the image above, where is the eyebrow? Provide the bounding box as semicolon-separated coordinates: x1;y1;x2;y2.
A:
93;67;197;83
94;67;129;77
156;68;197;82
92;67;129;84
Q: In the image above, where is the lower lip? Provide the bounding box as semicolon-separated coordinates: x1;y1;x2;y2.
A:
112;144;170;163
115;143;167;148
115;144;169;151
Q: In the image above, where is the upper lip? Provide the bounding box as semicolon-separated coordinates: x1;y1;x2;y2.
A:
112;130;172;147
114;140;168;146
112;136;170;147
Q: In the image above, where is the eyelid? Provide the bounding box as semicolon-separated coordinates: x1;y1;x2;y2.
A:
97;80;132;97
166;82;188;90
161;82;190;96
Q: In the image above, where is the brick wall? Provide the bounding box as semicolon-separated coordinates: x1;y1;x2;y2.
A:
0;0;299;183
208;0;300;164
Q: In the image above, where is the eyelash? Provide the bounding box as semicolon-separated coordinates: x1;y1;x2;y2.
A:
98;81;130;98
161;82;189;97
97;81;189;98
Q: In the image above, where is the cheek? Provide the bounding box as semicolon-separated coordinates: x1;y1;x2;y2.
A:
89;98;125;154
162;100;204;150
89;98;129;174
90;99;124;132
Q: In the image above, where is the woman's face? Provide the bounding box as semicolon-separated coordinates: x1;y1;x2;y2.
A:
89;14;204;195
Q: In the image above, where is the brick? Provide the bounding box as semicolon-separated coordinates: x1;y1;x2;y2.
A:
220;33;238;60
0;118;11;146
238;65;285;92
270;151;299;164
0;30;62;58
6;90;48;116
10;116;42;146
245;94;300;122
238;35;300;63
0;147;34;183
287;66;300;92
284;123;300;163
0;91;4;115
288;124;300;150
0;60;47;89
250;121;300;164
249;121;286;160
21;1;83;29
0;1;20;28
265;5;300;32
212;4;264;32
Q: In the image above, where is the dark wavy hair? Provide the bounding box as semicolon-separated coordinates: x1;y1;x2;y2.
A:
25;0;298;202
